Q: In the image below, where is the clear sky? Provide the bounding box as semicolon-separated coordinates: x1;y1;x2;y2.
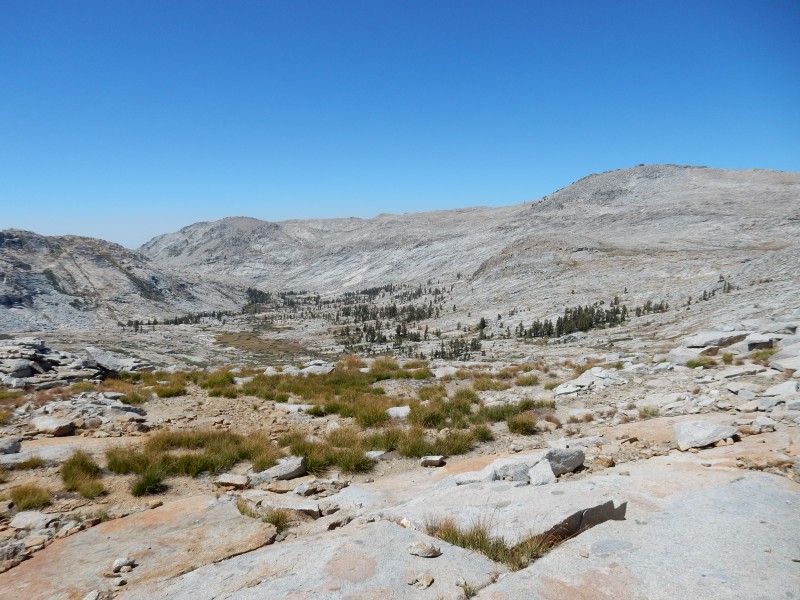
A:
1;1;798;248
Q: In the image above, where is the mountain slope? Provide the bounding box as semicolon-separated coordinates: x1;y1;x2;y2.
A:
0;230;239;331
140;165;800;301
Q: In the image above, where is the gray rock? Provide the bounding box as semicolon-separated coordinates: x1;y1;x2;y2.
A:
419;455;445;467
473;472;800;600
10;511;59;530
263;456;307;481
0;437;22;454
528;460;557;486
683;331;750;348
214;474;249;489
31;416;75;437
737;389;757;401
759;396;785;411
667;346;705;365
674;421;738;451
762;380;797;397
544;447;585;476
494;462;531;482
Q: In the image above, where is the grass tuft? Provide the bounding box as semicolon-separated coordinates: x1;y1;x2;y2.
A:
62;451;105;499
11;484;52;510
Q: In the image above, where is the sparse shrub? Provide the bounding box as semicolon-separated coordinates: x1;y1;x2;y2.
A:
10;484;51;510
153;384;186;398
638;406;660;419
472;424;494;442
107;430;280;495
543;382;559;391
131;464;166;496
543;414;562;428
750;348;776;366
721;353;734;365
453;389;479;403
354;404;389;428
507;414;538;435
411;367;433;380
472;377;512;392
69;381;97;393
686;356;716;369
425;516;558;571
515;374;539;387
62;451;105;499
263;507;293;532
418;385;447;402
13;456;45;470
0;409;13;425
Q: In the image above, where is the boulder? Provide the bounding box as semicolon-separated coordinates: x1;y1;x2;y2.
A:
30;416;74;437
527;460;557;486
683;331;750;348
762;380;797;397
674;421;738;451
419;456;445;468
262;456;306;481
544;447;585;476
0;437;22;454
214;474;249;489
9;511;59;530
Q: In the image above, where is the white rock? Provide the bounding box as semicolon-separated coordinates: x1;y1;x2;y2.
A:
408;541;442;558
419;456;445;468
674;421;738;451
528;460;557;486
544;448;585;476
386;406;411;418
31;416;75;436
10;511;59;530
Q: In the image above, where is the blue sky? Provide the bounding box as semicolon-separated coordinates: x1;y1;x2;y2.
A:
1;1;798;248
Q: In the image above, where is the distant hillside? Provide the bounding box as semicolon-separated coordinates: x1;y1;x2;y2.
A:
3;164;799;331
0;230;239;331
140;164;800;306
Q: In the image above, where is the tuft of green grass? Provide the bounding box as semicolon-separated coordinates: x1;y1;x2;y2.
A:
471;424;494;442
425;516;559;571
0;409;13;425
686;356;716;369
107;430;281;495
131;464;166;496
750;348;777;366
0;389;24;402
543;381;560;391
472;377;512;392
515;374;540;387
62;451;105;499
263;507;293;532
153;384;186;398
13;456;45;470
506;414;538;435
11;484;52;510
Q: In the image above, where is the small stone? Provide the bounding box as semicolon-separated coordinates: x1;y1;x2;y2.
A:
112;557;136;572
113;578;127;586
214;474;249;489
408;541;442;558
419;455;445;468
119;565;133;573
415;573;434;589
81;591;101;600
579;549;590;558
